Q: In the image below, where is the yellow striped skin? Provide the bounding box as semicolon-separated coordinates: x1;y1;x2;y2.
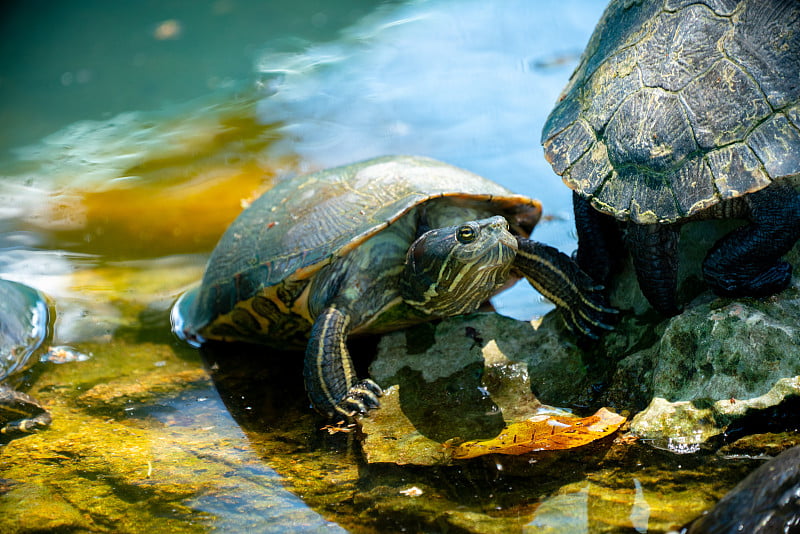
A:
513;240;615;340
400;216;517;316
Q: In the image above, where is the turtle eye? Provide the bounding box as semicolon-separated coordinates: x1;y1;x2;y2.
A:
456;224;477;244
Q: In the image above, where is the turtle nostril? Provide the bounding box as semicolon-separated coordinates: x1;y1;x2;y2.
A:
490;216;509;230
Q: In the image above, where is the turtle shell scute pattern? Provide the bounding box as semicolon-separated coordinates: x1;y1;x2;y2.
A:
542;0;800;224
0;280;50;382
186;155;542;338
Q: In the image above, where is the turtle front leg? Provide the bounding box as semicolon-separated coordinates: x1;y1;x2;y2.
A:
514;238;617;339
626;223;681;316
703;183;800;298
304;306;383;418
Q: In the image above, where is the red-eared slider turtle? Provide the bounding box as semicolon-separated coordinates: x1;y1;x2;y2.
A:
542;0;800;315
0;279;53;435
172;156;616;418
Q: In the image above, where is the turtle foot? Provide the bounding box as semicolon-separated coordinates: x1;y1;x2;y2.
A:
565;288;619;340
703;182;800;300
626;222;681;317
558;275;618;340
707;260;792;298
1;412;52;435
336;379;383;417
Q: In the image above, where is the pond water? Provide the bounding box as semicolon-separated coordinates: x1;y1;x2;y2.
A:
0;1;787;532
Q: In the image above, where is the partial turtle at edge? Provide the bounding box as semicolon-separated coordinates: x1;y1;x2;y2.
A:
0;279;53;436
542;0;800;315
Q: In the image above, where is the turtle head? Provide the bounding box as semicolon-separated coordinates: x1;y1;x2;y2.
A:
400;215;518;316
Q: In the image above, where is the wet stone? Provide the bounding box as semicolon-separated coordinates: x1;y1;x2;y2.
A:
0;482;90;532
609;265;800;443
0;338;343;533
358;386;450;465
719;432;800;458
371;312;592;409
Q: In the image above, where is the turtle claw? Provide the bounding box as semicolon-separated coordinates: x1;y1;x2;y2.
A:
564;304;617;340
514;238;618;340
337;379;383;417
0;412;51;435
569;263;620;338
562;275;619;340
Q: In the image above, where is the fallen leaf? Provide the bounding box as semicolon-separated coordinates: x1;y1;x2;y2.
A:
451;407;625;459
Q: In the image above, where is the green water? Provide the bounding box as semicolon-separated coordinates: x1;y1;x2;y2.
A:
0;1;794;532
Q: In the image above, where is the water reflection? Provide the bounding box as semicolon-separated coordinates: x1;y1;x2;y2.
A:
148;383;347;533
526;484;589;533
524;478;652;533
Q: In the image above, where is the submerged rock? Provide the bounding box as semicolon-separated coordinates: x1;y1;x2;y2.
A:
358;386;448;465
0;339;346;534
371;312;592;411
362;313;626;466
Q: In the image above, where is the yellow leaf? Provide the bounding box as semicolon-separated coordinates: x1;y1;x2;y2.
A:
451;408;625;459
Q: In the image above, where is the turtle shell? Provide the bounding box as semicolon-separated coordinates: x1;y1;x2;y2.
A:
0;279;51;382
542;0;800;224
184;155;541;340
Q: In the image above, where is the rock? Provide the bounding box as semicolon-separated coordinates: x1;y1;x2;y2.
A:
371;312;592;409
362;313;628;465
358;386;448;465
77;368;211;413
579;219;800;446
0;482;91;532
628;398;718;453
718;432;800;458
362;313;593;465
0;338;345;533
609;231;800;444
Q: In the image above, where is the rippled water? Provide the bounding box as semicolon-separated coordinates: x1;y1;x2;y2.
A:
0;2;767;532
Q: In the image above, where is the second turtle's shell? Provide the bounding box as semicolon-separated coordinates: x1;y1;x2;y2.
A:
542;0;800;224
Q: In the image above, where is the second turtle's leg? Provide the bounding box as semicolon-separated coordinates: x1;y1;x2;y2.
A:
573;192;624;286
626;223;681;316
304;306;382;418
703;184;800;297
514;238;616;339
1;412;51;434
